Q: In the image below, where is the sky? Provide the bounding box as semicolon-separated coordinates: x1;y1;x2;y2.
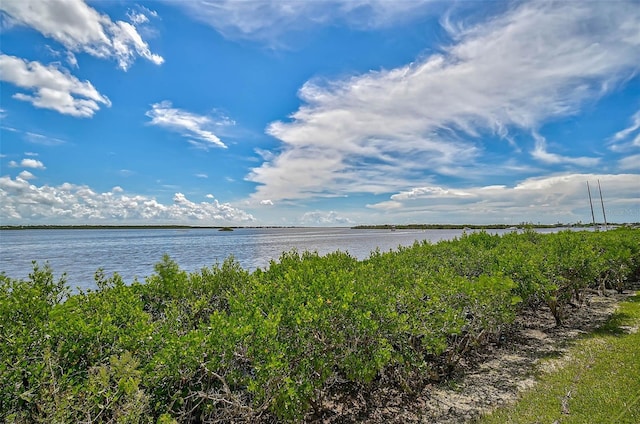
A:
0;0;639;227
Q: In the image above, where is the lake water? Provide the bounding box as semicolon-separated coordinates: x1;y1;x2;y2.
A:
1;227;539;291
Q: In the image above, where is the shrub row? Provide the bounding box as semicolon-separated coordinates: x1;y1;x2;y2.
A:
1;228;638;422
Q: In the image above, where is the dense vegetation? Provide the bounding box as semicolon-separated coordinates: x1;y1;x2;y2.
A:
352;223;575;230
1;229;638;423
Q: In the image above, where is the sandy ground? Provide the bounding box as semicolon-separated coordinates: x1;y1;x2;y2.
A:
309;291;632;423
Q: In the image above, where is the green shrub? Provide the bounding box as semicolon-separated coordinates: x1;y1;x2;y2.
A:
2;229;638;422
0;263;68;418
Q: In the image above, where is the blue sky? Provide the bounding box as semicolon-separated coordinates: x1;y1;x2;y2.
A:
1;0;639;226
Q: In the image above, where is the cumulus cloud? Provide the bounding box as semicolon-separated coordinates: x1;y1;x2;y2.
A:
146;101;232;149
299;210;353;226
20;158;46;169
166;0;437;44
8;158;46;169
0;0;163;71
0;54;111;117
368;173;640;224
248;1;640;203
260;199;274;206
17;170;36;180
0;177;255;224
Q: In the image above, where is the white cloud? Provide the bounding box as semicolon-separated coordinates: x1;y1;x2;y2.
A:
127;10;149;26
610;110;640;152
17;170;35;180
0;178;255;224
260;199;274;206
118;169;134;177
195;173;208;179
531;133;600;167
167;0;437;44
146;101;231;149
248;2;640;203
0;54;111;117
299;210;353;226
24;131;67;146
206;194;214;199
619;154;640;171
20;158;46;169
0;0;163;71
66;51;78;68
391;186;473;200
9;158;46;169
367;173;640;224
24;152;38;156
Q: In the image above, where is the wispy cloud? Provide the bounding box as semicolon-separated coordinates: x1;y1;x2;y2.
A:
0;54;111;117
146;101;232;149
531;133;600;167
24;131;67;146
166;0;438;45
0;0;163;71
0;127;67;146
610;109;640;152
0;178;255;224
248;1;640;202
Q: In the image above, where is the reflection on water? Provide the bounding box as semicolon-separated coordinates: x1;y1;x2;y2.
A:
1;227;528;291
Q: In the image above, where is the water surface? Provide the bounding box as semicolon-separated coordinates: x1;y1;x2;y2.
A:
1;227;526;290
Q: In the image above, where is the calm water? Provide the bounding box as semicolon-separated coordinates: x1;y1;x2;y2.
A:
1;227;524;291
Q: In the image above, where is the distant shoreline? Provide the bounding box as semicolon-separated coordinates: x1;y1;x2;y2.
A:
0;225;297;230
1;223;628;231
353;223;584;230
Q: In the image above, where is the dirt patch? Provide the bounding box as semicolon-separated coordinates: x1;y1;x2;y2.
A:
309;291;632;423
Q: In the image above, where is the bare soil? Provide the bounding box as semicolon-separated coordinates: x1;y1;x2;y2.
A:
309;291;632;423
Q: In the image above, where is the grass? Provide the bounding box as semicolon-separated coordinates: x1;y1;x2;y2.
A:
480;293;640;424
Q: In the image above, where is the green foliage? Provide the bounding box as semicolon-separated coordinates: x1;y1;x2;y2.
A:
592;229;640;293
0;263;69;418
2;229;638;422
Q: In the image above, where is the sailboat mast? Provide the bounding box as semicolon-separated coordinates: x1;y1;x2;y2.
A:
597;179;608;231
587;181;596;228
